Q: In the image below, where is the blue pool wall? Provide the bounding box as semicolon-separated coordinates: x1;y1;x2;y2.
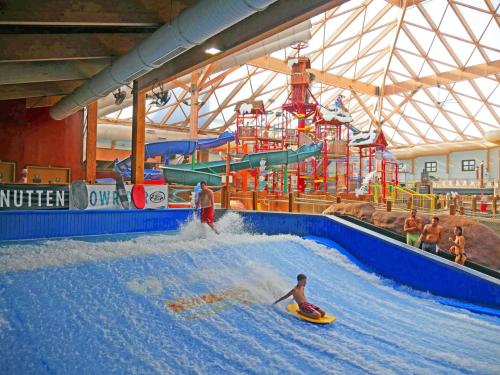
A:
0;209;498;308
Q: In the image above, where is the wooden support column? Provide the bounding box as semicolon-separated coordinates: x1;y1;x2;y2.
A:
85;101;98;183
131;80;145;184
189;71;200;140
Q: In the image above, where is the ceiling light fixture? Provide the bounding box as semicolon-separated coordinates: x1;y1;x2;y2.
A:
205;47;222;55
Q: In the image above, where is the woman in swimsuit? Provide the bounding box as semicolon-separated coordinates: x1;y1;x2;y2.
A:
449;225;466;265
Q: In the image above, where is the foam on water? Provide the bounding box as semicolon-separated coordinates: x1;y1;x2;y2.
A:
0;212;499;374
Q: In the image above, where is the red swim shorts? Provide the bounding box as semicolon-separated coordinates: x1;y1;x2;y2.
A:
299;302;320;313
200;206;214;224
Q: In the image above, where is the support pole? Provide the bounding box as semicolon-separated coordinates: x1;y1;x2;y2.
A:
284;165;288;194
225;140;231;208
131;80;145;184
85;101;97;183
189;71;200;140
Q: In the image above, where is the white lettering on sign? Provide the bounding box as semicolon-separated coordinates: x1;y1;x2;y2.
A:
26;190;34;206
13;190;23;208
1;190;10;207
56;191;65;206
36;190;43;207
46;190;53;207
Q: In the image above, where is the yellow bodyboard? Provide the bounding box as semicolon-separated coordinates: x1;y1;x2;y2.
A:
286;304;336;324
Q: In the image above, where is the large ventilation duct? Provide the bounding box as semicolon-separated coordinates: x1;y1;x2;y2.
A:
50;0;277;120
97;20;312;117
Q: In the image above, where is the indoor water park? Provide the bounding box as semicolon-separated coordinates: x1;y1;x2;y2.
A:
1;0;499;374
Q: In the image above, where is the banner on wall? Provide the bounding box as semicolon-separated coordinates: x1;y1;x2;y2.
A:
70;184;168;210
0;184;69;210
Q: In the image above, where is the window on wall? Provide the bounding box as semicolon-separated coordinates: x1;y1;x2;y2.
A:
462;159;476;171
424;161;437;173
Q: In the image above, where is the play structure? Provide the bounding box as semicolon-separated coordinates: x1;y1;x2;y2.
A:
113;44;402;200
350;129;399;201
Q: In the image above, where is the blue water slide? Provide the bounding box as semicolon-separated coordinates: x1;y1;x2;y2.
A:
113;131;235;179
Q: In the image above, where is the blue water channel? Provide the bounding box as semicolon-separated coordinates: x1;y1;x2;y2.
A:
1;213;499;374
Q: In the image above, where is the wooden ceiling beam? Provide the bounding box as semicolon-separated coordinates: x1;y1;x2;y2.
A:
376;0;408;124
249;56;377;96
384;60;500;95
0;34;149;62
0;0;191;26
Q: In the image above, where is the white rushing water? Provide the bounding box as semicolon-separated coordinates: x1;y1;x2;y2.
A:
0;212;499;374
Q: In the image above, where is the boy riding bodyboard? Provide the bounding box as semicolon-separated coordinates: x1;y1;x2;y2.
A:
274;274;325;320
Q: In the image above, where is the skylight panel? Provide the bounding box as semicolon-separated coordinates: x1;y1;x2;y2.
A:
434;112;456;132
250;71;273;91
418;102;439;119
472;77;498;99
232;81;253;104
412;90;434;106
403;102;427;122
336;0;365;14
440;129;460;142
463;123;482;138
441;101;468;118
214;81;239;103
440;6;472;41
105;110;120;119
465;48;486;66
422;0;449;28
389;53;412;76
397;29;422;56
447;112;470;131
405;4;429;28
118;106;133;120
425;127;443;142
427;38;458;67
456;4;491;40
442;37;476;66
397;119;418;136
411;118;431;134
405;24;435;52
397;50;424;73
147;108;168;123
223;65;249;84
452;80;477;97
483;48;500;62
475;106;497;125
458;95;484;114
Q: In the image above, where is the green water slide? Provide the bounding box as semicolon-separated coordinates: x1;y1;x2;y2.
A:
161;143;322;185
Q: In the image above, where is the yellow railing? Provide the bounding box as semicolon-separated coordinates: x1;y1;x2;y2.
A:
370;184;437;212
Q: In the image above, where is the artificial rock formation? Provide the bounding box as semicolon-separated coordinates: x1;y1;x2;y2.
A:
323;202;500;270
